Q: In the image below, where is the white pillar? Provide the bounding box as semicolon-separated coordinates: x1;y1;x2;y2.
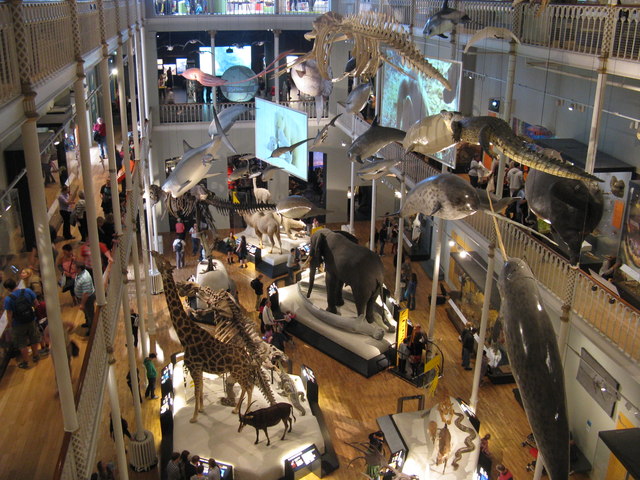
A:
470;243;495;411
394;176;405;301
22;116;78;432
533;452;545;480
349;162;355;232
369;179;377;251
274;30;281;103
586;58;608;174
107;364;130;480
427;218;443;340
121;288;145;438
73;73;106;306
210;30;217;109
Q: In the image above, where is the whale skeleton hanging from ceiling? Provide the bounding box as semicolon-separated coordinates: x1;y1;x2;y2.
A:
280;12;451;91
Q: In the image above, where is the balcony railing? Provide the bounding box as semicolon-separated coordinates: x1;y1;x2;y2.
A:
151;0;330;16
158;99;328;124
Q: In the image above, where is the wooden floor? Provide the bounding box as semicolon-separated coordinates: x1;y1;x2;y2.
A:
0;144;590;479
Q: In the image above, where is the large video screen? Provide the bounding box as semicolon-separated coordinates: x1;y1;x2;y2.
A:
380;50;461;131
255;97;308;181
215;46;252;75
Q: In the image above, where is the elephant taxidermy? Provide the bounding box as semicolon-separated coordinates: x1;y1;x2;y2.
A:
306;229;395;333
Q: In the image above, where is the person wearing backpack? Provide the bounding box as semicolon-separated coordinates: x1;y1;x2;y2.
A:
173;236;186;269
3;278;42;369
250;274;264;311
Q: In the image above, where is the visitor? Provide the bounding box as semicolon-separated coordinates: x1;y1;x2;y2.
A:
179;451;191;480
129;309;139;348
506;162;524;197
286;248;298;285
496;464;513;480
74;262;96;335
250;274;264;311
144;353;158;399
34;293;49;354
409;325;426;377
166;88;175;105
600;255;622;281
175;218;186;239
185;454;199;480
480;433;491;456
57;244;78;303
190;464;206;480
461;324;475;370
80;238;113;279
93;117;108;160
225;231;236;264
100;181;112;215
404;273;417;311
101;213;116;250
189;224;201;258
379;223;388;256
74;190;88;242
397;337;410;376
41;149;56;184
166;452;181;480
261;299;275;330
126;368;143;403
236;235;248;269
3;278;42;370
207;458;221;480
109;416;132;441
390;223;399;255
400;256;413;297
173;235;186;269
58;185;75;240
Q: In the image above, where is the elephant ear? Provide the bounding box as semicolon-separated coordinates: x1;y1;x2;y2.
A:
311;230;326;260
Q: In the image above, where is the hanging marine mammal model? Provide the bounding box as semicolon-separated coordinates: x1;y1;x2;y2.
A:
498;258;569;480
347;118;406;163
357;158;400;181
342;82;372;115
440;110;602;183
463;27;521;53
423;0;472;38
525;168;604;265
400;173;516;220
162;108;246;197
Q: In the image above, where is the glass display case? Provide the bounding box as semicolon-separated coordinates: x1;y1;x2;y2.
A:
591;428;640;480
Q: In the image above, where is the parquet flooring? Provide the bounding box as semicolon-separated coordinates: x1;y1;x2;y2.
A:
0;142;590;480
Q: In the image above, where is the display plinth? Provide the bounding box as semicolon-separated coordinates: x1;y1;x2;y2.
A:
236;227;310;278
377;397;481;479
168;359;326;480
278;273;396;378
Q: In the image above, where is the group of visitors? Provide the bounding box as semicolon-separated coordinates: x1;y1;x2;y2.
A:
172;219;207;268
377;217;399;256
166;451;221;480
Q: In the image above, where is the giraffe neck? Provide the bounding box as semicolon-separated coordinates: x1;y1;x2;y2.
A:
159;267;196;343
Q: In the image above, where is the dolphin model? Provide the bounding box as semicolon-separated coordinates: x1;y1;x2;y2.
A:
229;165;251;181
357;158;400;181
261;165;283;182
463;27;521;53
342;82;372;115
423;0;472;38
347;118;406;163
498;258;569;480
401;173;479;220
161;138;223;198
310;113;342;148
271;137;314;159
402;114;456;155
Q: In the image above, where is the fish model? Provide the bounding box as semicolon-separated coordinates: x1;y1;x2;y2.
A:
525;169;603;265
497;258;569;480
229;165;251;181
208;105;250;138
271;137;314;159
423;0;471;39
357;158;400;181
276;195;318;219
343;82;372;115
310;113;342;148
463;27;521;53
347;118;406;163
440;110;602;183
162;138;222;198
402;174;479;220
403;114;457;155
261;165;283;182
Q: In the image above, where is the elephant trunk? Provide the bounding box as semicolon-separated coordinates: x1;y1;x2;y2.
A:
307;261;317;298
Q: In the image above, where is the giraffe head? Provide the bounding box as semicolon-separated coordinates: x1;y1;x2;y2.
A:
150;250;175;273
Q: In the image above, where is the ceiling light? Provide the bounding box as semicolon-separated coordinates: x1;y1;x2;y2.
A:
568;104;574;111
111;68;118;75
448;240;455;247
166;45;174;51
394;191;402;198
459;250;468;259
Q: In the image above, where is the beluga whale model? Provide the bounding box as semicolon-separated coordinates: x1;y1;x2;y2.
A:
498;258;569;480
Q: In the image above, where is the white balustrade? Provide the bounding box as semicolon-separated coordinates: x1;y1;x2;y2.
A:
0;4;20;106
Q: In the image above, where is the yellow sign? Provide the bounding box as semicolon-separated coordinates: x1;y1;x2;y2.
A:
396;308;409;365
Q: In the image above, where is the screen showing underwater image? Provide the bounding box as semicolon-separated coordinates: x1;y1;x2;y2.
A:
255;97;309;181
215;46;252;75
380;50;461;130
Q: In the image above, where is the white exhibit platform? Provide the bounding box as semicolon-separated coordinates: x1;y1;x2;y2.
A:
171;359;324;480
193;259;233;308
238;226;309;260
382;398;480;479
277;271;396;377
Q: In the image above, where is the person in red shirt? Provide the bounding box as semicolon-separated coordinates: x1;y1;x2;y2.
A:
93;117;108;159
496;464;513;480
80;240;114;279
175;218;186;240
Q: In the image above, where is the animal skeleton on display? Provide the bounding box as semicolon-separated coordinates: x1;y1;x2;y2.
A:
283;12;450;90
346;441;419;480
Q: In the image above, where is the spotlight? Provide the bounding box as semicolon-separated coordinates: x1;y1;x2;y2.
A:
459;250;468;259
568;104;574;111
394;191;402;199
341;141;346;147
448;240;455;247
488;98;501;113
111;68;118;75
